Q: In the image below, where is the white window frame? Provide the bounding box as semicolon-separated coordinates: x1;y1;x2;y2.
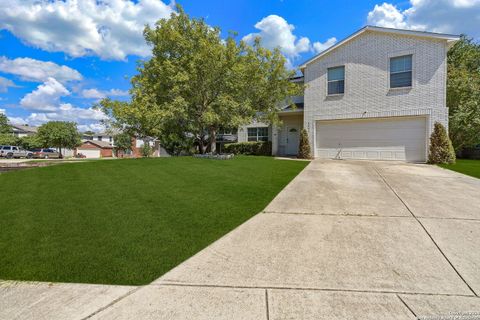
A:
247;127;269;142
388;53;414;89
326;65;345;96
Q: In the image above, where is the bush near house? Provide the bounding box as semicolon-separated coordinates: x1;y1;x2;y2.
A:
224;141;272;156
298;129;312;159
140;143;153;157
428;122;456;164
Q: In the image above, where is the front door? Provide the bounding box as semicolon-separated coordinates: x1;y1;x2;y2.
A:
286;126;300;155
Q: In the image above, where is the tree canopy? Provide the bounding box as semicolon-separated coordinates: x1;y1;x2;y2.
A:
37;121;81;154
447;36;480;151
0;113;11;134
99;5;300;154
113;132;132;153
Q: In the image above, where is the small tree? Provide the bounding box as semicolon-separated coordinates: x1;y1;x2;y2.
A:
37;121;81;157
113;132;132;157
0;113;11;134
298;128;312;159
428;122;456;164
140;143;153;157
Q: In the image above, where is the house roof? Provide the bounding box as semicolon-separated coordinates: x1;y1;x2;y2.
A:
9;123;38;133
299;25;460;70
81;140;114;149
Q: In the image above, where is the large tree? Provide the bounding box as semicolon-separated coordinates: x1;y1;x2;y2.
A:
37;121;81;156
447;36;480;151
99;6;299;154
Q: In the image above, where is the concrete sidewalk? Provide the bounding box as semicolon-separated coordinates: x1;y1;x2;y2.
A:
2;160;480;319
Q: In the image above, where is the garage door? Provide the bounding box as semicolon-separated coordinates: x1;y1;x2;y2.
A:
316;117;427;162
77;149;101;158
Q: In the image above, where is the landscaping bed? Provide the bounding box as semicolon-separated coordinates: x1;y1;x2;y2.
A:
0;156;308;285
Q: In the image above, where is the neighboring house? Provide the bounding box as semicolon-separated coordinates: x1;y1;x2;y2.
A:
81;132;115;145
76;140;114;158
238;26;460;162
9;124;38;138
216;128;238;153
130;137;170;158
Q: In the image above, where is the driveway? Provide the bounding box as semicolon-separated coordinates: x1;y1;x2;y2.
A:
2;160;480;319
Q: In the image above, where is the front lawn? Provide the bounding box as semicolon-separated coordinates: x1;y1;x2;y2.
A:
439;159;480;179
0;156;308;285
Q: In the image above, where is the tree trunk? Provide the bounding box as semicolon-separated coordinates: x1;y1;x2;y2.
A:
209;128;217;154
198;137;206;154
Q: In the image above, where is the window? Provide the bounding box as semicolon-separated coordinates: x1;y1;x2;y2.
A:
390;55;412;88
327;66;345;95
247;127;269;142
109;137;113;142
97;136;102;141
218;128;238;135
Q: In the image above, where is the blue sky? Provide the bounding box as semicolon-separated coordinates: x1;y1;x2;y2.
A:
0;0;478;132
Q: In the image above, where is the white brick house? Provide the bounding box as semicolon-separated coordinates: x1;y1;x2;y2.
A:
238;26;459;162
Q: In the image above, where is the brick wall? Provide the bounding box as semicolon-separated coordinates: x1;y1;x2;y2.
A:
303;30;449;154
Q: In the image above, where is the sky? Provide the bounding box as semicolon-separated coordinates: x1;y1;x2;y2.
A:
0;0;479;132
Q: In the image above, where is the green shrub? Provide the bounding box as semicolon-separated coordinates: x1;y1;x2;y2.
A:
298;128;312;159
0;134;19;146
224;141;272;156
140;143;153;157
428;122;456;164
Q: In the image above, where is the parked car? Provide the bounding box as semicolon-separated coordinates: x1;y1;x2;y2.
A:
0;145;34;159
30;148;62;159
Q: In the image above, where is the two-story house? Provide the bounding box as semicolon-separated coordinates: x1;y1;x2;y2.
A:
238;26;459;162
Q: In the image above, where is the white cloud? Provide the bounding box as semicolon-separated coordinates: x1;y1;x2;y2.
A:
367;1;480;38
0;108;5;114
0;76;17;92
82;88;129;99
77;123;106;133
367;3;409;29
313;37;338;54
20;77;70;111
0;0;175;60
7;116;27;125
8;75;108;131
0;56;82;83
12;104;107;130
243;15;337;66
243;15;311;59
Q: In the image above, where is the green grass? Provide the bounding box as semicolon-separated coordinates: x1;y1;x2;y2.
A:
0;156;307;285
439;159;480;179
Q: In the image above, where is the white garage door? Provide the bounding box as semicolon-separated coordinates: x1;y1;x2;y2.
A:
77;149;101;158
316;117;427;162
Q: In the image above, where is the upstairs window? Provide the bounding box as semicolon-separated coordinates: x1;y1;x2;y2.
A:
390;55;412;88
247;127;268;142
327;66;345;95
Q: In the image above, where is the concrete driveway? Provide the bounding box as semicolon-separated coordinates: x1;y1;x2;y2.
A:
2;160;480;319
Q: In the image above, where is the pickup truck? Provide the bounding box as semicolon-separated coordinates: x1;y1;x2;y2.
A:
0;146;34;159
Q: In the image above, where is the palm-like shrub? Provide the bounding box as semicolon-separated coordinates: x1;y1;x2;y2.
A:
428;122;456;164
298;128;312;159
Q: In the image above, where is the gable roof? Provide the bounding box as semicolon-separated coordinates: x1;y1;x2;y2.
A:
299;26;460;70
81;140;114;149
9;123;38;133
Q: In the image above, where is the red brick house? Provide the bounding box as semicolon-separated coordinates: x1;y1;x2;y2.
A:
75;140;114;158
